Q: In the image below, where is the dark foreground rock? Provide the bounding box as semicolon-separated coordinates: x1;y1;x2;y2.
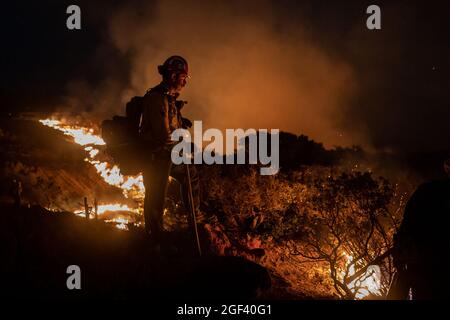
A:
0;204;271;300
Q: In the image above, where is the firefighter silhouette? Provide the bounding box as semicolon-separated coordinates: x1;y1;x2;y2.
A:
389;158;450;299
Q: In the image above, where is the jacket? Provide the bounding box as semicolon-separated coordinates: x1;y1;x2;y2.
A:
139;83;183;150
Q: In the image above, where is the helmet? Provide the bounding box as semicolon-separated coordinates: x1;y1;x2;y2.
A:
444;158;450;176
158;55;189;76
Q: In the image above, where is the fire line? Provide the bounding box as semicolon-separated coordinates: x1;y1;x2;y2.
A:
39;118;145;229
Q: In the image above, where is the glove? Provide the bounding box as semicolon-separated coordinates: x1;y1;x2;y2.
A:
175;100;188;110
181;117;192;129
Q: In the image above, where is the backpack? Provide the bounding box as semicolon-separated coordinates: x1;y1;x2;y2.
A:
125;96;144;132
101;94;146;175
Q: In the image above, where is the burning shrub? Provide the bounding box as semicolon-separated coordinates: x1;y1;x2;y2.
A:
290;171;401;299
199;165;405;299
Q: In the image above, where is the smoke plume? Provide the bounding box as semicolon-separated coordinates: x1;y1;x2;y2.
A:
64;0;361;148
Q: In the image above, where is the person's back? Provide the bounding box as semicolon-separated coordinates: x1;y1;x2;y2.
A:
392;160;450;299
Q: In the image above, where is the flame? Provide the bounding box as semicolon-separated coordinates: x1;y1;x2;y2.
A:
105;217;129;230
39;119;145;200
40;119;106;146
74;203;136;230
74;203;138;215
341;253;382;299
39;119;145;229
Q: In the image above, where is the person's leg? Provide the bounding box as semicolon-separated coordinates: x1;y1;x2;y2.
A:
142;152;172;242
170;163;203;255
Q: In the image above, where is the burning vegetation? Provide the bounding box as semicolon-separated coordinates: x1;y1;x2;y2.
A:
38;118;144;228
0;115;410;299
199;163;406;299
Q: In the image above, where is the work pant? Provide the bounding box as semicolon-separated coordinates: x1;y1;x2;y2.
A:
142;150;200;242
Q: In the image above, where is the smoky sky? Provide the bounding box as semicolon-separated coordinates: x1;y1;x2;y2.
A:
1;0;448;152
